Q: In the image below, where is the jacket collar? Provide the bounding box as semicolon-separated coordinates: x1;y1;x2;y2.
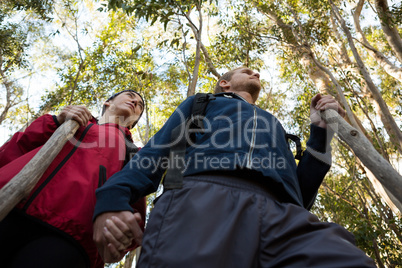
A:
215;92;255;105
97;122;133;142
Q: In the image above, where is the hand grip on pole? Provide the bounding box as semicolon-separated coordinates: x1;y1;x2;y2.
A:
0;120;80;221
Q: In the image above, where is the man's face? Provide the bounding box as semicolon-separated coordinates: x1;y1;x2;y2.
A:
226;68;261;95
106;91;144;126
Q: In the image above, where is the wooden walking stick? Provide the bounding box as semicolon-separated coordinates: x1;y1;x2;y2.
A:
0;120;80;221
320;109;402;213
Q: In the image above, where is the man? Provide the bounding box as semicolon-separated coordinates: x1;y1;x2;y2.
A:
93;68;376;267
0;90;146;268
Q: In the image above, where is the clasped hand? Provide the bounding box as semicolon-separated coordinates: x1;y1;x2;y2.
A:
93;211;143;263
56;105;92;126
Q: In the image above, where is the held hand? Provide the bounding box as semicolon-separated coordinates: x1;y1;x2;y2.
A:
56;105;92;126
104;213;143;250
93;211;143;263
310;94;346;128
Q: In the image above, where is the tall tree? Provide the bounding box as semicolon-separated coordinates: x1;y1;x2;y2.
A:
0;1;49;129
106;0;222;96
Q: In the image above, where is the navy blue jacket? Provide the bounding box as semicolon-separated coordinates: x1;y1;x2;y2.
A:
94;93;332;218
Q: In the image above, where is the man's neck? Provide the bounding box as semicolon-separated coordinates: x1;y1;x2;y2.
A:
225;91;257;104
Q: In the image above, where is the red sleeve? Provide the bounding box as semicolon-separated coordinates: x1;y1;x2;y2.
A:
133;197;146;231
0;115;59;168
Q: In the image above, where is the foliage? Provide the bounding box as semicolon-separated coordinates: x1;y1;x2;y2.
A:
1;0;54;21
209;0;268;69
0;17;29;72
0;2;49;129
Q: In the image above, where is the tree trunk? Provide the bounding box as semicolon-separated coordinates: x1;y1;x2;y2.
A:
374;0;402;62
0;79;13;125
200;42;220;79
0;54;22;125
331;0;402;154
185;10;220;79
258;1;402;214
68;60;86;105
186;7;202;97
256;3;365;133
353;0;402;83
300;49;378;146
300;52;360;129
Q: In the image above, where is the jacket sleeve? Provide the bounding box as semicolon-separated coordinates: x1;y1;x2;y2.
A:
0;115;60;168
297;124;334;209
94;97;194;219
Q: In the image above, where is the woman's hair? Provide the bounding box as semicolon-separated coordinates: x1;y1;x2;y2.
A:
101;90;144;129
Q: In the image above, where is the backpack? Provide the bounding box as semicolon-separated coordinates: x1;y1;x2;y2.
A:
164;92;303;190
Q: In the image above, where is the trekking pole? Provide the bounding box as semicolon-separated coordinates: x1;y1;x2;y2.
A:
320;109;402;212
0;120;80;221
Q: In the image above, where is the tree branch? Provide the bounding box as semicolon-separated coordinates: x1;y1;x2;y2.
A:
352;0;402;83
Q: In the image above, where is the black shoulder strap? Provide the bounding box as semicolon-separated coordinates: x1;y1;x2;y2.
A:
189;93;216;130
124;141;139;166
285;133;303;160
164;93;216;190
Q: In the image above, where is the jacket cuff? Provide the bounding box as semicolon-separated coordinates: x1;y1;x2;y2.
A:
305;124;334;166
307;124;334;153
93;188;135;221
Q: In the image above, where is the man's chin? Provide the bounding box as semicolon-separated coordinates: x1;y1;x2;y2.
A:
246;84;261;95
232;82;261;96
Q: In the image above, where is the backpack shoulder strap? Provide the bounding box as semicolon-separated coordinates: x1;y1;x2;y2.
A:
164;93;215;190
124;142;139;166
189;93;216;130
285;133;303;160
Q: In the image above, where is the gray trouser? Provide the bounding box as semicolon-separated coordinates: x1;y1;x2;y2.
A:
138;174;376;268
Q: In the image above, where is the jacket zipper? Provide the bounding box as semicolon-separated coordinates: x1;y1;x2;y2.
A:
223;92;258;168
22;124;94;211
98;165;107;188
247;106;257;168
